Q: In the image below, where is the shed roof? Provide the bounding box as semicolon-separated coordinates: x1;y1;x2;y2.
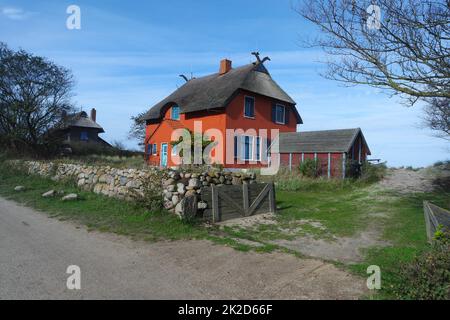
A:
142;62;302;123
276;128;371;154
58;111;104;132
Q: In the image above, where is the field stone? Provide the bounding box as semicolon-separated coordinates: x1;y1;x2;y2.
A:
171;194;180;206
42;190;56;198
198;201;208;210
189;178;201;188
61;193;78;201
175;195;197;219
14;186;25;192
177;183;185;194
185;190;197;197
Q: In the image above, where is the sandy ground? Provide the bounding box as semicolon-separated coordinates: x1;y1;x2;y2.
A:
0;197;367;299
377;168;437;193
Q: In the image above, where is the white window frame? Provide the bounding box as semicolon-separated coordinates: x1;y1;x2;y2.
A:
243;96;255;119
152;143;157;155
171;105;180;120
171;143;178;156
255;136;262;161
241;135;254;161
275;104;285;124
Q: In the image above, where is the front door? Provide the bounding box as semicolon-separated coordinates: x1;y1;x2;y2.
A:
160;143;168;167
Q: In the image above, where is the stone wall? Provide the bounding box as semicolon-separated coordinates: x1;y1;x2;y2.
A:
13;161;256;218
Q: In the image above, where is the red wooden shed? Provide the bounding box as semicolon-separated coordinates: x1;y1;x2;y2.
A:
274;128;371;178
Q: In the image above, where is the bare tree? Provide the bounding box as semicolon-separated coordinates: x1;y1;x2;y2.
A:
128;111;147;145
424;97;450;137
0;42;75;155
294;0;450;137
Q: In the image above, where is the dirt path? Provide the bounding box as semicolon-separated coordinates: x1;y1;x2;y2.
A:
377;168;437;193
0;197;367;299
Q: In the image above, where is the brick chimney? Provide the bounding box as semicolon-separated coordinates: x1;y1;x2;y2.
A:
219;59;232;75
90;108;97;122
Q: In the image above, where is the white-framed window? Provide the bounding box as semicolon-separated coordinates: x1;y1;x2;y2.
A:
234;135;266;161
171;143;178;156
275;104;285;124
152;143;157;155
244;96;255;118
256;136;261;161
171;105;180;120
242;135;254;161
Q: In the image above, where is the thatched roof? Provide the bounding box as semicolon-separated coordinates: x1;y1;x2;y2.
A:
142;62;302;123
59;111;104;132
276;128;371;154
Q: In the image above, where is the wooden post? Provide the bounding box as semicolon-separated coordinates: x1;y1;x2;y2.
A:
342;153;346;179
358;137;362;164
423;201;432;243
301;153;304;162
242;183;249;215
289;153;292;171
211;185;219;222
268;183;276;213
314;153;317;161
327;152;331;179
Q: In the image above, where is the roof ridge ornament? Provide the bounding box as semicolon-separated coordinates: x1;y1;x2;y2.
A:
251;51;271;65
179;73;196;83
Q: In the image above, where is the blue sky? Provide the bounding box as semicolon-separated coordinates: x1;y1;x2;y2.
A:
1;0;448;166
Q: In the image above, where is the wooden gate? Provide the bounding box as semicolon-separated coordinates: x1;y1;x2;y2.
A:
202;183;276;223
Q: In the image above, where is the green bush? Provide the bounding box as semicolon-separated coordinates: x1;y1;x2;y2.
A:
131;172;164;213
298;158;320;178
360;161;386;184
394;233;450;300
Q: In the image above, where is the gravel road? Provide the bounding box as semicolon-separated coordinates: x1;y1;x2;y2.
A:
0;197;366;299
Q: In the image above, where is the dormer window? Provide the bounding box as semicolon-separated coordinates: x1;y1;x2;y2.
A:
275;104;286;124
171;105;180;120
244;96;255;118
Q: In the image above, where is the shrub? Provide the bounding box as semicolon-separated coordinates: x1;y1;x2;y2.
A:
299;158;320;178
132;172;164;213
394;233;450;300
360;161;386;184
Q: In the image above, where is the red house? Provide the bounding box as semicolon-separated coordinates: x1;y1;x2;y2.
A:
142;55;302;168
141;54;371;176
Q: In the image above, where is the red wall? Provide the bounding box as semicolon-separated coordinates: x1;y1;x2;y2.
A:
278;132;369;178
279;152;345;178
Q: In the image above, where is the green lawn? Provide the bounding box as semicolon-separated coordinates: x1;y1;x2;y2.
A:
1;160;448;299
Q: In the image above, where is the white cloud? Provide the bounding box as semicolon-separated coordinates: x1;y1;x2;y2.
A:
1;7;36;20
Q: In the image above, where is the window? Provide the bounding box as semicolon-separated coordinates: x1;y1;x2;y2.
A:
256;137;261;161
152;143;157;155
171;144;178;156
171;105;180;120
146;144;152;155
244;96;255;118
242;136;254;161
275;104;285;124
80;131;88;141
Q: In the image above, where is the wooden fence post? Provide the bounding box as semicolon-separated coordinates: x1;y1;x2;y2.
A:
268;183;276;213
243;183;249;215
211;185;219;222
